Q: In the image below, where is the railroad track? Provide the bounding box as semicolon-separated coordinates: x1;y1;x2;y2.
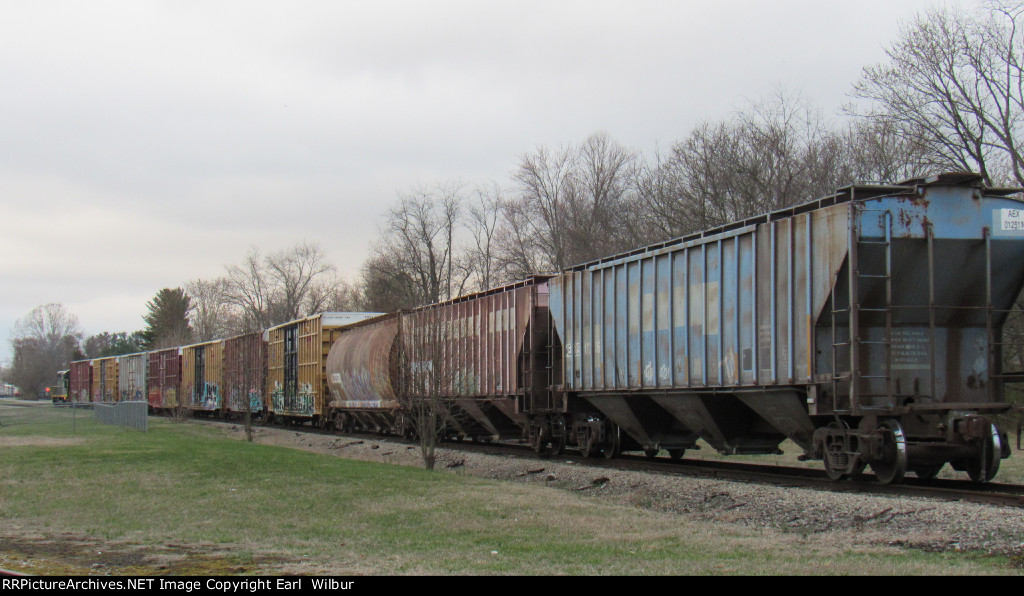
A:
12;399;1024;510
441;436;1024;510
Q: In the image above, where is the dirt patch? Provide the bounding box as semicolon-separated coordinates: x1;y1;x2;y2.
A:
0;526;289;576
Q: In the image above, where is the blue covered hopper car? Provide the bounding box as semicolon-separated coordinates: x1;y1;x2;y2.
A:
534;173;1024;483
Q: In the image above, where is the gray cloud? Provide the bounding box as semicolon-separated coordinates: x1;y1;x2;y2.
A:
0;0;957;361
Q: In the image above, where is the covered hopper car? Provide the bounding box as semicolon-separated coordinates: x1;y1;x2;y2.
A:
526;172;1024;483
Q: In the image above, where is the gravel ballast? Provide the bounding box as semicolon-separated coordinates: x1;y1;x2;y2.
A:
238;423;1024;560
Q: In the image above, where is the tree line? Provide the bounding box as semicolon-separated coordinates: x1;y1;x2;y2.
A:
4;1;1023;397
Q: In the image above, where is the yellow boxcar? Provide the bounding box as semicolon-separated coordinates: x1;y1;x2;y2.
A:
181;339;225;413
267;312;380;425
91;357;118;403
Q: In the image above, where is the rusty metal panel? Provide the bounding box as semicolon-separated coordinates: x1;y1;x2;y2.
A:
116;352;147;402
224;331;267;414
147;348;181;409
402;278;549;399
69;360;92;403
326;314;399;410
181;340;224;411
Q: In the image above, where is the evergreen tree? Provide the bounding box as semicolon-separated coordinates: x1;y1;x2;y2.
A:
142;288;194;349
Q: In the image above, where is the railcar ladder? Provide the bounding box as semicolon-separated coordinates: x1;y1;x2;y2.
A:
521;287;555;413
831;204;894;413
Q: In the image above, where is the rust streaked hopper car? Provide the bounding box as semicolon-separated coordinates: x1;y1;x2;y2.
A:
402;275;553;440
267;312;381;426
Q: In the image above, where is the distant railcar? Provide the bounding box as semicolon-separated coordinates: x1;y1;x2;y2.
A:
223;330;267;418
68;360;92;403
267;312;382;425
91;356;118;403
147;348;181;411
181;339;224;414
116;352;147;402
49;370;69;403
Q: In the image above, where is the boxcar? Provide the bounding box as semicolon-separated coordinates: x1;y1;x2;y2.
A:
147;347;181;411
91;356;118;403
181;339;225;414
223;330;267;418
116;352;147;402
540;173;1024;483
68;360;93;403
267;312;381;425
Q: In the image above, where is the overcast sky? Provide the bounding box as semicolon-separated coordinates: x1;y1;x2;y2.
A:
1;0;966;364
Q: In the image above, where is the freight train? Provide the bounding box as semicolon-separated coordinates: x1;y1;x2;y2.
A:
64;173;1024;484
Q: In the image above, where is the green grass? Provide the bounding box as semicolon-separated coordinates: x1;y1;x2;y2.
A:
0;403;1019;575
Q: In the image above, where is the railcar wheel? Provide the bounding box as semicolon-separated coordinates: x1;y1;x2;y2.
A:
869;419;907;485
966;423;1001;483
644;448;659;459
550;416;566;456
602;422;621;459
667;448;685;461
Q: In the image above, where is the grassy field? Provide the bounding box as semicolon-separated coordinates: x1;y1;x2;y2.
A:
0;402;1019;575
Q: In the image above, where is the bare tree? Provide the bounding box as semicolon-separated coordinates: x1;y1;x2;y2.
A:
638;92;848;238
369;182;470;308
397;308;455;470
223;242;342;330
464;182;508;291
492;195;547;282
850;1;1024;186
510;132;641;271
225;248;276;331
323;278;365;312
7;304;82;398
361;254;422;313
838;116;933;184
265;241;338;321
185;277;235;341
